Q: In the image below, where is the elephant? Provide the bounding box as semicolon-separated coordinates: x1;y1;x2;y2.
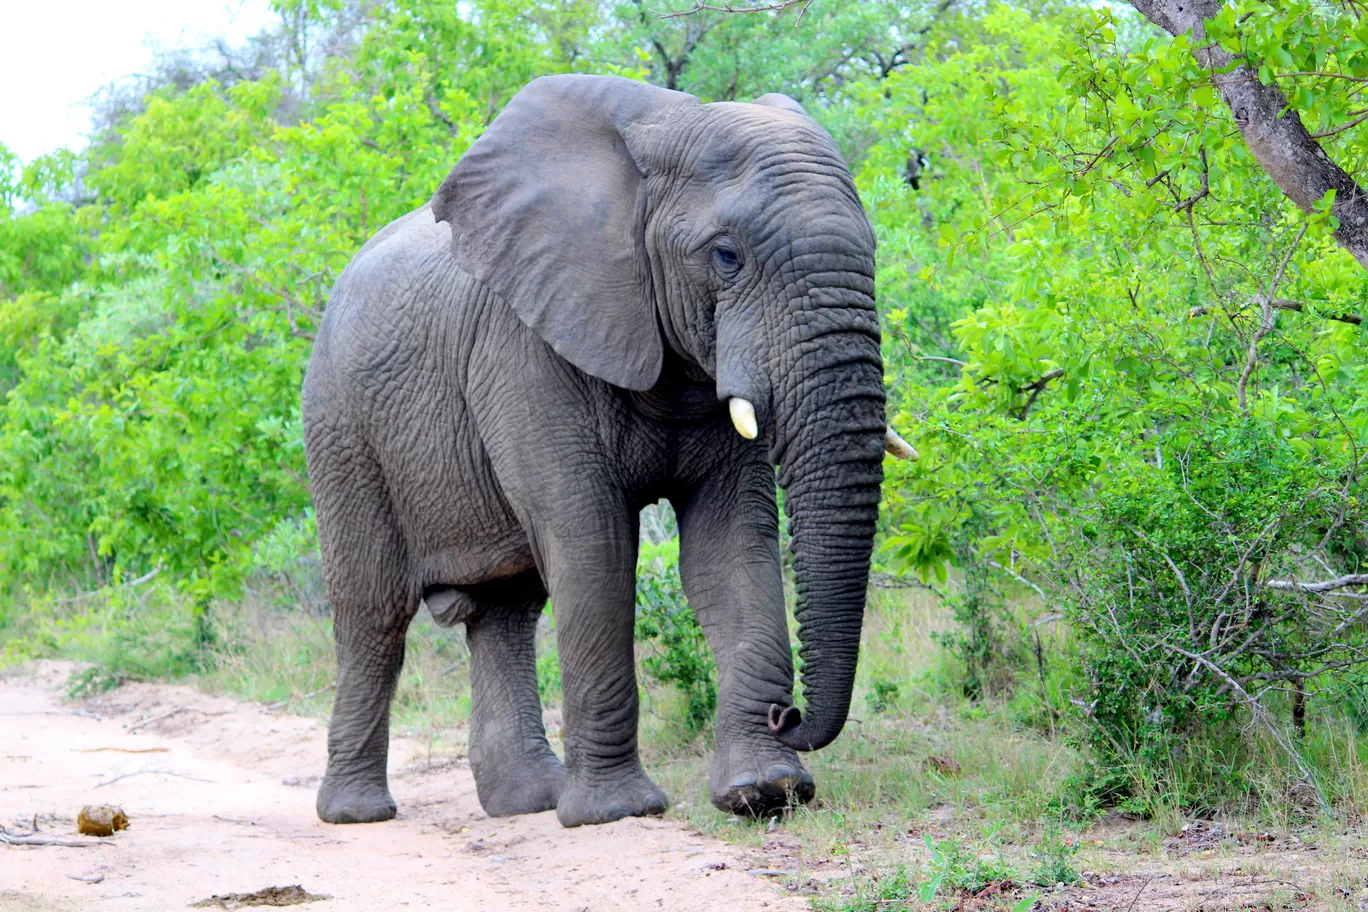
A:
301;73;915;829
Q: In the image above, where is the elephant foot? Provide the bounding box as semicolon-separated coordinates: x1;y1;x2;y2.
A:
316;776;398;824
475;751;566;817
555;767;667;828
710;746;815;816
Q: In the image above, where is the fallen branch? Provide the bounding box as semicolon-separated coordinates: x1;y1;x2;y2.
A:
1;819;110;849
126;707;229;734
94;768;215;788
0;834;111;848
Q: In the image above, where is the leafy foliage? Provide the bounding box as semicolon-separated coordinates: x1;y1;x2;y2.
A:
635;537;716;737
3;0;1367;820
858;0;1368;806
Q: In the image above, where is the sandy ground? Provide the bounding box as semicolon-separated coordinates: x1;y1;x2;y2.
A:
0;662;804;912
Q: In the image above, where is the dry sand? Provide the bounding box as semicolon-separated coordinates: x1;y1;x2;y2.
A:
1;662;801;911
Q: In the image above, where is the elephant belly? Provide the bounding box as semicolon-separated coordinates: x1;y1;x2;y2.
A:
383;421;538;599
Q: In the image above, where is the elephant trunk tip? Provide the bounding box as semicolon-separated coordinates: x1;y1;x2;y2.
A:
768;702;839;752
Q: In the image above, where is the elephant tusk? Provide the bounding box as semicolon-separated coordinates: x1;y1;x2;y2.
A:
729;398;758;440
884;426;919;461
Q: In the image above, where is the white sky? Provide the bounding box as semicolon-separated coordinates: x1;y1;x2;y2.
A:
0;0;278;164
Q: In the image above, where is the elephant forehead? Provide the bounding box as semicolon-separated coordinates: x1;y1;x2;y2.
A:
690;106;846;179
683;109;865;226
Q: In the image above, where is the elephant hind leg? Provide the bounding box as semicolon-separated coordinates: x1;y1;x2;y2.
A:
312;449;418;825
465;573;564;817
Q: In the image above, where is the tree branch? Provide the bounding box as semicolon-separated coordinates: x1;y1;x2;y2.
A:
1128;0;1368;269
660;0;813;21
1237;224;1306;410
1014;368;1064;420
1189;298;1364;325
1309;109;1368;139
54;565;161;604
1264;573;1368;593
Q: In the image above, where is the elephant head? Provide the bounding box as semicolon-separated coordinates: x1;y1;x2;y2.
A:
432;75;912;753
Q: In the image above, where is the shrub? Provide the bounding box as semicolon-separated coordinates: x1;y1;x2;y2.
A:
1062;419;1368;806
635;537;716;738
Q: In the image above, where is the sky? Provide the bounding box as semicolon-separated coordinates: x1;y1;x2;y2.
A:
0;0;278;164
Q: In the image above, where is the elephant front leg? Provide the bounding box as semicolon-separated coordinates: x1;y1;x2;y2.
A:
675;461;814;816
465;575;565;816
540;527;667;827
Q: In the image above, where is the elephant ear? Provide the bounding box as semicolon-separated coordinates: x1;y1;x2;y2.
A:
432;75;697;391
752;93;808;117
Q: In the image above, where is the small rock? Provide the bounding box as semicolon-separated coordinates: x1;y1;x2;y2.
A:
924;754;962;776
77;805;128;837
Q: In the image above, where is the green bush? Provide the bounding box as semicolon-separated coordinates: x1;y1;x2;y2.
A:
635;537;716;738
1026;833;1081;888
1064;418;1366;807
2;582;207;683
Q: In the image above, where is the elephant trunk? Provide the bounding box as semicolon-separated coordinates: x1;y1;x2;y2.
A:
766;292;885;752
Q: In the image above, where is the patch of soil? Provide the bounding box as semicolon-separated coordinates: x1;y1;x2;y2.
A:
192;885;329;908
0;661;803;911
1041;871;1315;912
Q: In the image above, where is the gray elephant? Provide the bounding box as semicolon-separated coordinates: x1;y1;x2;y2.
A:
302;74;914;829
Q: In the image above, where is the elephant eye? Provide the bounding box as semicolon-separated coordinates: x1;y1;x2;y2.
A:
712;244;743;277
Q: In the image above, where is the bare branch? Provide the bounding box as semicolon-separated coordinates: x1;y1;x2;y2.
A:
1263;573;1368;593
1014;368;1064;420
1160;642;1320;793
54;565;162;604
986;558;1048;602
1189;298;1364;325
1309;109;1368;139
659;0;813;21
1237;224;1307;410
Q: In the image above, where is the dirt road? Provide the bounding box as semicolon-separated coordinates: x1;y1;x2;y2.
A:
1;662;802;911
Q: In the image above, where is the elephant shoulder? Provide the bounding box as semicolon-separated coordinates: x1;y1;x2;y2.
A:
343;205;454;292
314;206;466;385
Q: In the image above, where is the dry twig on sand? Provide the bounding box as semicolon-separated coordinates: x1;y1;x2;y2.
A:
73;747;169;754
0;819;110;849
125;707;229;734
95;768;214;788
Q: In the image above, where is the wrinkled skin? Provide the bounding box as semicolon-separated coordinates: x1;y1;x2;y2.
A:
303;75;886;829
